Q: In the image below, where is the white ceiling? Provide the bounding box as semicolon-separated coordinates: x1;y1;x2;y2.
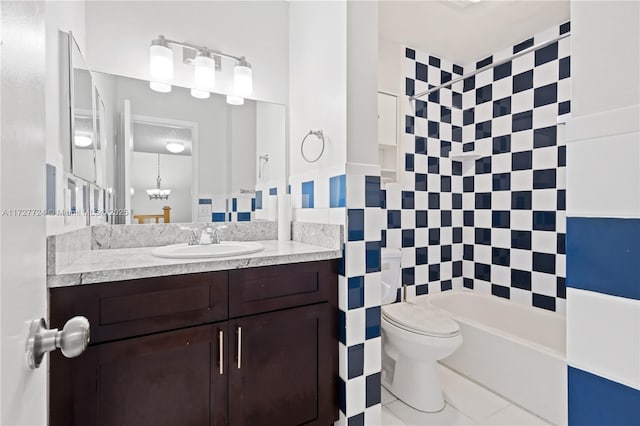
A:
379;0;570;65
133;121;193;156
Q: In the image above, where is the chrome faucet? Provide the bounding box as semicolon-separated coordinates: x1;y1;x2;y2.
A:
188;227;220;245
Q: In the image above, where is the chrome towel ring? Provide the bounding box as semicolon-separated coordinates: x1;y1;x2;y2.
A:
301;130;325;163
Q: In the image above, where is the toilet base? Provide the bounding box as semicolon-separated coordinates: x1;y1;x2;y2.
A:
384;356;446;413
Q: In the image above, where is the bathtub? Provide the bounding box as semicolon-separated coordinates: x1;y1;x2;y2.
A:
413;290;567;425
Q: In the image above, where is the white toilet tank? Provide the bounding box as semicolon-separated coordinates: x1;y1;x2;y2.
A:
381;248;402;304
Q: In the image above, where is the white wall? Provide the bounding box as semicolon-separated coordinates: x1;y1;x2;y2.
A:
289;1;347;179
346;1;378;166
85;1;289;105
131;152;192;223
378;36;402;95
571;1;639;118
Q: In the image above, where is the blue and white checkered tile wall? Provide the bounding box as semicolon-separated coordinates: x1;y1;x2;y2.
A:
289;166;384;425
386;46;466;301
387;21;570;313
198;195;255;222
460;22;570;313
339;170;384;425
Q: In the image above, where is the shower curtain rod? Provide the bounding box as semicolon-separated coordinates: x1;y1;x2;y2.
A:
409;32;571;101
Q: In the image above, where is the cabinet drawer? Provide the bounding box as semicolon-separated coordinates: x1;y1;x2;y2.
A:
50;272;228;344
228;260;337;317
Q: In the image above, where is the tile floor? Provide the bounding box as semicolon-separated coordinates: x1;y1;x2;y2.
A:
381;364;552;426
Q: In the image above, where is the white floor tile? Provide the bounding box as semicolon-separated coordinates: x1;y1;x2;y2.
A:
386;400;478;426
438;364;510;421
382;386;398;406
382;406;408;426
481;405;550;426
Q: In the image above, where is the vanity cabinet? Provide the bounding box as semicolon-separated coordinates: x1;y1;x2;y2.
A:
50;260;338;426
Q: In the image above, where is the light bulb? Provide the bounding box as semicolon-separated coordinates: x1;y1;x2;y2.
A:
226;95;244;106
191;88;210;99
194;51;216;90
233;59;253;97
74;134;92;147
149;81;171;93
166;141;185;153
149;37;173;81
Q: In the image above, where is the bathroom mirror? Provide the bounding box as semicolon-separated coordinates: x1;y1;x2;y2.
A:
69;33;96;183
91;71;286;224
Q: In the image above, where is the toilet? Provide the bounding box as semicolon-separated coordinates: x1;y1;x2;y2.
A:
380;248;463;412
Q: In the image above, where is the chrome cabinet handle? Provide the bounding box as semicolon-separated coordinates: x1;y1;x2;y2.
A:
26;316;90;369
236;326;242;369
218;329;224;375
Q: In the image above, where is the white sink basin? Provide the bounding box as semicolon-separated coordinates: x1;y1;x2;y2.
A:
151;241;264;259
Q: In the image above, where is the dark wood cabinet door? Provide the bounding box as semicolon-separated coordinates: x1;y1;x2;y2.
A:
51;323;229;426
228;304;334;426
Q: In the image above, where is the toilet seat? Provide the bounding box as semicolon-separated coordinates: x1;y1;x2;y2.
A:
382;302;460;338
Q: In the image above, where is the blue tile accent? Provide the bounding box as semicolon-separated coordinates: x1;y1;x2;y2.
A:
255;190;262;209
567;217;640;300
416;210;428;228
330;174;346;208
348;209;365;241
338;377;346;413
269;187;277;196
365;176;381;207
348;276;365;309
387;210;401;229
287;184;291;194
301;181;314;208
348;413;365;426
569;367;640;426
402;191;414;209
560;21;571;35
533;169;557;189
513;37;534;54
535;42;558;66
512;110;533;132
237;212;251;222
46;164;56;214
232;198;237;212
475;263;491;281
365;241;381;273
403;267;415;285
533;293;555;311
416;284;429;295
416;247;428;265
365;373;382;408
347;343;364;379
228;212;232;222
338;309;346;344
476;55;492;69
534;82;558;107
405;153;414;171
513;70;533;93
512;269;532;290
533;211;556;231
415;136;427;154
405;47;415;59
492;284;510;299
212;212;226;222
251;198;255;212
402;229;414;248
365;306;381;339
534;126;557;148
428;264;440;282
198;198;212;204
512;230;532;250
560;56;571;80
533;252;556;274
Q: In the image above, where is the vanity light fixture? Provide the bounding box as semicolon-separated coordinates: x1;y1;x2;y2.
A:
146;154;171;200
165;141;185;154
226;95;244;106
190;88;210;99
233;58;253;97
148;35;253;99
149;81;172;93
74;134;92;147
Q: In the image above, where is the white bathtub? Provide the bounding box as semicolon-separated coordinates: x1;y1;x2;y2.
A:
413;290;567;425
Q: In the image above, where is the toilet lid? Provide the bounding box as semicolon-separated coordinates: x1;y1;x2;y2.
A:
382;302;460;337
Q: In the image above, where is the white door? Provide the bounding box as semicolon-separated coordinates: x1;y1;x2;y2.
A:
1;1;49;424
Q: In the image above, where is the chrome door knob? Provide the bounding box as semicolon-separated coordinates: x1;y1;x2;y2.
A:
26;316;90;369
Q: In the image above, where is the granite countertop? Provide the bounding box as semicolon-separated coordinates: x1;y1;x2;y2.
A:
48;239;342;288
